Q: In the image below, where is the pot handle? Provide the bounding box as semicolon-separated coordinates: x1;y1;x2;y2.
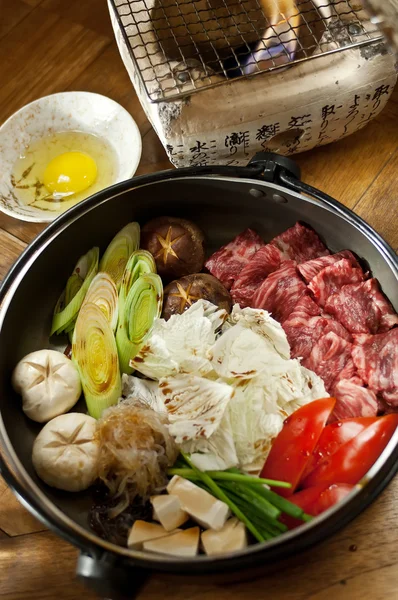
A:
247;152;301;183
173;152;301;183
76;552;150;600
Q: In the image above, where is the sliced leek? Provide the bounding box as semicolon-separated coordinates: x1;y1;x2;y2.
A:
119;250;156;318
116;273;163;374
51;247;99;336
72;302;122;419
82;272;119;332
65;273;83;305
64;273;84;342
99;222;140;290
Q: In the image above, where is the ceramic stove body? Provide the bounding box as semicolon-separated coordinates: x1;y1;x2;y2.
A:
109;0;397;167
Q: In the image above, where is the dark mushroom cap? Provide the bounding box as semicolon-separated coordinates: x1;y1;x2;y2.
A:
141;217;205;282
162;273;232;320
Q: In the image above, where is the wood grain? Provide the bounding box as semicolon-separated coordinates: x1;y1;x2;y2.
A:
0;231;26;279
0;476;7;497
137;128;171;175
355;148;398;251
295;85;398;210
21;0;45;7
40;0;113;37
310;564;398;600
0;0;33;40
0;215;44;246
0;531;97;600
0;1;397;599
0;8;109;124
67;45;151;136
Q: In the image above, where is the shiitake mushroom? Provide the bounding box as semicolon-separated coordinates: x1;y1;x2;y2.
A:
162;273;232;320
141;217;205;281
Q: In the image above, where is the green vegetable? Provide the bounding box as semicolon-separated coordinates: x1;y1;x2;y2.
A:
254;486;312;521
82;272;119;332
218;483;286;532
119;250;156;318
180;452;265;543
65;273;83;305
99;222;140;290
116;273;163;374
72;302;122;419
64;273;83;342
173;455;312;543
167;467;291;488
51;247;99;336
221;481;280;520
220;490;287;538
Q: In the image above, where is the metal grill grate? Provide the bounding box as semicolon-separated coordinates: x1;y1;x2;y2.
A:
110;0;385;102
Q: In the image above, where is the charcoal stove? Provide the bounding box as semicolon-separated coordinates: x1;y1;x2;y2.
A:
109;0;396;165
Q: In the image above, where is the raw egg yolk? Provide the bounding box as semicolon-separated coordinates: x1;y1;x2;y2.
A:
43;152;97;197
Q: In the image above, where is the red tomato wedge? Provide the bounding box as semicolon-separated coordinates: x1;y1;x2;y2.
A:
260;397;336;497
301;414;398;489
301;417;379;481
281;483;355;529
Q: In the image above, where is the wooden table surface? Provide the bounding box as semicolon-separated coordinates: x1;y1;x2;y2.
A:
1;1;398;599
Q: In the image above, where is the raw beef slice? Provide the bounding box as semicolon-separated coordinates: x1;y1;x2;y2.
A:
231;244;286;308
298;250;361;283
205;229;265;290
381;390;398;407
332;378;378;420
252;261;307;323
352;330;398;403
325;278;398;334
270;222;330;263
303;331;353;391
308;258;365;307
283;296;351;360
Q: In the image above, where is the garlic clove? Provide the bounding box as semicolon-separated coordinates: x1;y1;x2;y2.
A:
12;349;81;423
32;412;99;492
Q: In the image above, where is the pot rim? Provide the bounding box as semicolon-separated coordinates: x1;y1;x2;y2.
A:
0;170;397;571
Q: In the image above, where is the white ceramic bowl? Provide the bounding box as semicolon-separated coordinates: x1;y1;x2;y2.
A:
0;92;142;223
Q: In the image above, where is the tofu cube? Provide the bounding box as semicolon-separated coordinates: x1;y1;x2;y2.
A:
201;518;247;556
128;520;178;550
143;527;200;557
151;494;189;531
167;475;230;531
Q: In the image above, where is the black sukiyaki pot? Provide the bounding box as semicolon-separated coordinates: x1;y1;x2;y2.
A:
0;153;397;599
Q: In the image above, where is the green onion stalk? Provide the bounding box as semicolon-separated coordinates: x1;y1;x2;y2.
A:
167;468;291;489
99;222;140;290
116;273;163;374
72;302;122;419
51;247;99;336
179;452;265;543
170;456;312;542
